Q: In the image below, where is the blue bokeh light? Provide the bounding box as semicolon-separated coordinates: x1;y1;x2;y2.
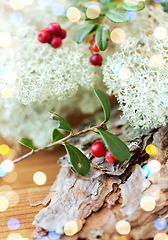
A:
51;3;64;16
154;218;167;230
48;228;61;240
0;165;7;177
38;0;52;7
125;11;137;21
111;63;123;74
36;236;49;240
161;95;168;105
165;1;168;10
7;218;20;230
153;0;165;3
10;13;23;25
141;164;153;177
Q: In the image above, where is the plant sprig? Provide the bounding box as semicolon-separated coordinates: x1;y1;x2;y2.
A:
14;89;130;176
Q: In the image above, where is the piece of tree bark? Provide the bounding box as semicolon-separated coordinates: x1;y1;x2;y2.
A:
31;109;168;240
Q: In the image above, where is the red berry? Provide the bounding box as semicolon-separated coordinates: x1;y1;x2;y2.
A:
91;142;106;158
48;22;61;35
58;28;66;39
90;54;103;66
50;36;62;48
105;151;118;164
37;30;51;43
43;28;51;34
90;41;100;52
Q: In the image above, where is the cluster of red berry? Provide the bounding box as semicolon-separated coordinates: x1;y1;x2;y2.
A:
89;41;103;66
37;22;66;48
91;142;118;163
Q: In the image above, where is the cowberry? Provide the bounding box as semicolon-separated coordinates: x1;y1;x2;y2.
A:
105;151;118;164
50;36;62;48
91;142;106;158
48;22;61;35
90;54;103;66
90;41;100;52
58;29;66;39
37;30;51;43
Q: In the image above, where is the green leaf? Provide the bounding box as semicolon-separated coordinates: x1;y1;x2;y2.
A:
64;144;90;176
94;89;111;122
95;24;110;51
77;1;109;14
97;129;130;162
75;23;98;43
105;8;128;23
121;1;145;11
52;129;65;143
18;138;34;150
52;114;72;132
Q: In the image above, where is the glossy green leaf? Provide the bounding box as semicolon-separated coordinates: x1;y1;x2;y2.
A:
64;143;90;176
18;138;34;150
121;1;145;11
52;114;72;132
78;1;109;14
95;24;110;51
94;89;111;122
105;8;128;23
97;129;130;162
52;129;65;143
75;23;98;43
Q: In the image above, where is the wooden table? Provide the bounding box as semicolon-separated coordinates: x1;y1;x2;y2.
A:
0;135;65;240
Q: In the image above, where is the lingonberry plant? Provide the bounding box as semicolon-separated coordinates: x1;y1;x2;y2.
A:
13;90;130;176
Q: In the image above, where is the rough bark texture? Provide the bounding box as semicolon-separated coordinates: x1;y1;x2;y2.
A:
31;108;168;240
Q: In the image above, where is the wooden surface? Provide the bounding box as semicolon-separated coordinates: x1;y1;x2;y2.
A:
0;136;65;240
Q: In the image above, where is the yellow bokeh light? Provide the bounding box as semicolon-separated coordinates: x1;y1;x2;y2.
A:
18;238;30;240
148;160;161;173
10;0;25;10
6;190;20;207
145;144;158;156
150;55;163;68
116;220;131;235
1;87;14;98
124;0;139;6
154;233;168;240
140;196;156;211
118;67;131;79
0;185;12;193
110;28;126;44
4;70;17;84
33;171;47;185
64;220;78;236
0;196;9;211
0;144;11;156
1;160;14;172
20;0;34;5
7;233;22;240
86;5;100;19
3;171;17;183
77;11;86;25
0;32;12;47
114;236;127;240
67;7;81;22
154;27;167;40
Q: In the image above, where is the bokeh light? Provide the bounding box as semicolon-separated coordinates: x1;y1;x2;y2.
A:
140;196;156;211
145;144;158;156
154;218;167;230
125;11;137;21
111;63;123;74
1;87;14;98
10;13;23;25
150;55;163;68
7;233;22;240
116;220;131;235
124;0;139;6
3;171;18;183
0;144;11;156
0;196;9;211
161;95;168;105
153;0;165;3
0;32;12;47
38;0;52;7
141;164;153;177
0;165;7;177
110;28;126;44
6;190;20;207
7;218;20;230
51;3;64;16
148;160;161;173
33;171;47;185
166;1;168;10
67;7;81;22
77;12;86;25
0;184;12;193
37;237;49;240
113;237;127;240
48;228;61;239
86;5;100;19
154;27;167;40
118;67;131;79
20;0;34;5
154;233;168;240
4;70;17;84
64;220;78;236
10;0;25;10
1;160;14;172
0;66;8;78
